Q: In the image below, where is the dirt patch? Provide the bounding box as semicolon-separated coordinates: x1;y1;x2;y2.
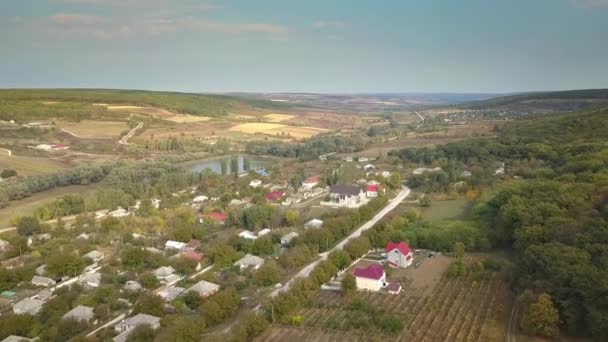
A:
228;122;287;133
107;105;144;110
164;115;211;123
393;254;453;296
264;126;328;139
264;113;294;122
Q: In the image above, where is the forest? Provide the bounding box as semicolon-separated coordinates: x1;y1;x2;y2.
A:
246;135;369;159
392;109;608;339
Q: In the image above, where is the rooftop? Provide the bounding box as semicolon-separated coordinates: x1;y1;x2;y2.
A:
353;264;385;280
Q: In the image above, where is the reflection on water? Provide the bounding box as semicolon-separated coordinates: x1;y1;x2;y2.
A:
187;155;267;175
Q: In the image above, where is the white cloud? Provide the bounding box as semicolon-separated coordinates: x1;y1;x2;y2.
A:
51;13;108;25
570;0;608;8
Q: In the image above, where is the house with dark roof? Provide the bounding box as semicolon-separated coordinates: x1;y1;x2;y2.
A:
353;264;386;292
113;313;161;342
386;242;413;268
62;305;95;322
324;185;367;208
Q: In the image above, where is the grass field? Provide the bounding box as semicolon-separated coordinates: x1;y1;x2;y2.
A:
164;115;211;123
229;122;327;139
419;198;471;222
0;154;67;176
0;184;97;228
60;120;129;139
228;122;288;133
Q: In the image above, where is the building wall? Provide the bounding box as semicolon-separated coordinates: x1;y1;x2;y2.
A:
387;250;413;268
355;275;384;292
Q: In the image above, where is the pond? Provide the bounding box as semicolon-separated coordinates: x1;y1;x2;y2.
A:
185;155;270;175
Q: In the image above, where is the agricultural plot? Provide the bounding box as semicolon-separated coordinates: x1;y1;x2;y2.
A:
229;122;327;139
264;113;294;122
258;266;511;342
59;120;129;139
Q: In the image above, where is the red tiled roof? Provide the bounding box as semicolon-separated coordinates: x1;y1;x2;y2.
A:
387;281;402;293
266;190;285;201
367;184;378;192
353;264;385;280
386;241;412;256
52;144;68;149
207;212;226;222
183;250;203;261
303;175;321;184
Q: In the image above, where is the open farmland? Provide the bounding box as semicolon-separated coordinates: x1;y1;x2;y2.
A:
264;113;295;122
229;122;328;139
0;154;68;176
59;120;129;139
258;257;511;342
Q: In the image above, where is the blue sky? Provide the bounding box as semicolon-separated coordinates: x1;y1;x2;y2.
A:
1;0;607;93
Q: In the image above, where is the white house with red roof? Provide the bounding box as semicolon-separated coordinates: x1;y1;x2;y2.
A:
386;242;413;268
353;264;386;292
301;175;321;189
366;184;384;198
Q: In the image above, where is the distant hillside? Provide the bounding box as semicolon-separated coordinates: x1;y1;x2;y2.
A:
457;89;608;114
0;89;289;121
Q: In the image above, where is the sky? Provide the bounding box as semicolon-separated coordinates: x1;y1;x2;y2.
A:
1;0;607;93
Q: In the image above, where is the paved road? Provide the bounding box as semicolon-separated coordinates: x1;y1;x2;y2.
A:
270;186;411;297
119;122;143;145
61;128;81;138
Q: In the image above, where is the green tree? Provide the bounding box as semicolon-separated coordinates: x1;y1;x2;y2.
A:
453;242;465;259
46;253;85;278
134;294;165;317
254;261;280;286
521;293;559;338
17;216;41;236
126;324;157;342
341;273;356;296
0;169;17;178
284;210;299;226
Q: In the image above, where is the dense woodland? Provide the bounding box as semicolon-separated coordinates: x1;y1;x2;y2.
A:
246;135;369;159
0;89;288;121
392;109;608;339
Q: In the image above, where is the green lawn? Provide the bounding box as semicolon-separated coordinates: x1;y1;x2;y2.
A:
419;198;471;222
0;184;96;228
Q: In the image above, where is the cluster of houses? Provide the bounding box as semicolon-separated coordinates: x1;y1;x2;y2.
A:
351;241;413;295
321;181;385;208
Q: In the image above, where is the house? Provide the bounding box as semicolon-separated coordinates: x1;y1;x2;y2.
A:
325;185;367;208
353;264;386;292
239;230;258;240
366;184;384;198
31;275;55;287
381;171;391;178
281;232;299;246
165;240;187;251
386;242;413;268
266;190;285;202
83;250;104;263
249;179;262;188
153;266;176;282
79;272;102;288
229;199;244;206
13;297;45;315
35;144;53;151
256;169;270;177
187;280;220;298
62;305;95;322
123;280;143;292
51;144;69;151
109;207;129;218
0;239;9;252
234;254;264;270
413;167;442;175
302;175;321;189
76;233;90;241
156;286;184;302
187;239;201;250
113;313;161;342
304;219;324;230
363;164;376;172
206;212;226;225
34;289;53;301
151;198;161;209
192;195;208;203
182;250;203;262
462;170;472;177
387;282;402;295
257;228;272;237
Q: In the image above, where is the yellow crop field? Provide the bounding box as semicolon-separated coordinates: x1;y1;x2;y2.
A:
107;105;144;110
265;126;327;139
228;122;287;134
164;115;211;123
60;120;128;139
264;113;294;122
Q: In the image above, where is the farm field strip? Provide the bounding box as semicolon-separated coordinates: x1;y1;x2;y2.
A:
436;278;489;341
474;281;504;342
455;280;496;341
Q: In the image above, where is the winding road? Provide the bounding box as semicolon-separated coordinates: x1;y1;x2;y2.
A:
270;186;411;297
119;122;143;145
0;148;12;156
